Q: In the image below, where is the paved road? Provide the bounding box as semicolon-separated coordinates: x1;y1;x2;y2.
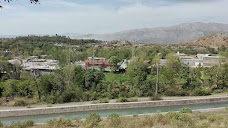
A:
0;93;227;110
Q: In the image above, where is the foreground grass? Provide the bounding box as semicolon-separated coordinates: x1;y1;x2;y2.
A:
1;108;228;128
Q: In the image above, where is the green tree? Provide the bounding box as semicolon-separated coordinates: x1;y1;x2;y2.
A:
73;66;85;87
17;80;35;98
1;79;19;97
166;53;182;73
33;48;43;56
152;54;161;64
109;56;120;65
84;71;105;90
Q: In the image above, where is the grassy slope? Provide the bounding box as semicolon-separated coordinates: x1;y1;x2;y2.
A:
4;108;228;128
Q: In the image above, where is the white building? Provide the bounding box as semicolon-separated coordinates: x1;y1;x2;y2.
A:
9;56;59;76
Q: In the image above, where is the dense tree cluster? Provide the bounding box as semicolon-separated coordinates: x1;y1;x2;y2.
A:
0;36;228;104
0;36;102;64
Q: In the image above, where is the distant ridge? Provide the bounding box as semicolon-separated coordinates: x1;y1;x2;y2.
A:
0;35;18;38
75;22;228;44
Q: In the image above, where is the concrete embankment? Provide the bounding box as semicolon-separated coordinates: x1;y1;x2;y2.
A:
0;96;228;118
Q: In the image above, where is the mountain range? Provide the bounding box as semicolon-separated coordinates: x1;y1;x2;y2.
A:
74;22;228;44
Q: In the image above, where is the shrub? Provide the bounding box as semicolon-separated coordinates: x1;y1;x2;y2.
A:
45;95;56;104
92;98;109;104
47;104;53;107
99;98;109;103
63;119;73;127
14;100;28;107
212;89;224;94
152;113;167;125
198;114;208;120
133;114;138;117
165;112;194;125
27;105;33;108
107;113;121;127
91;101;99;104
102;92;113;99
23;120;35;127
150;95;162;101
142;115;154;127
0;122;3;128
60;90;80;103
89;92;99;101
164;88;187;96
116;97;129;102
191;88;211;96
74;118;83;128
47;117;72;127
180;107;192;113
46;119;57;126
196;122;209;128
128;97;138;102
225;107;228;111
8;120;34;128
84;112;101;128
9;122;24;128
207;115;223;122
82;92;91;101
224;119;228;127
207;116;216;122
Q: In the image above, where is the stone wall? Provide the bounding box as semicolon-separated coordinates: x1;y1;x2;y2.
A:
0;96;228;118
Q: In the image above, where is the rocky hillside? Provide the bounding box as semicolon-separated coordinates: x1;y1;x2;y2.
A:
192;33;228;48
75;22;228;44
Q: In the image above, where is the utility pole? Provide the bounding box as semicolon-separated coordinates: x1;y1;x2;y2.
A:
131;41;137;63
155;53;161;97
155;62;160;97
131;43;135;61
93;47;95;57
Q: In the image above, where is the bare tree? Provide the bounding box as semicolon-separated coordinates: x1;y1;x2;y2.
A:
0;0;39;8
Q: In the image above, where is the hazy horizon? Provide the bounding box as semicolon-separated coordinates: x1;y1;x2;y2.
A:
0;0;228;35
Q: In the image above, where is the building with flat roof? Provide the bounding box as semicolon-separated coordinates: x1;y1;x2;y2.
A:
8;56;59;76
159;52;224;68
177;52;223;67
85;57;116;72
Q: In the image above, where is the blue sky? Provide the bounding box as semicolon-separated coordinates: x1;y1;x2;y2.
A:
0;0;227;35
